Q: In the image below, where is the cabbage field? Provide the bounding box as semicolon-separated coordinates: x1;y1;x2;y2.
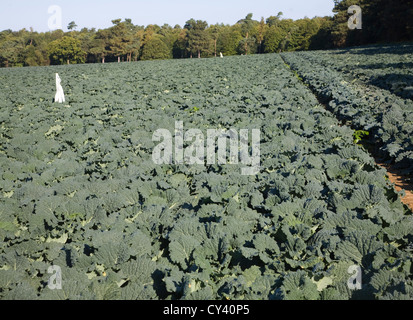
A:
0;44;412;300
281;43;413;177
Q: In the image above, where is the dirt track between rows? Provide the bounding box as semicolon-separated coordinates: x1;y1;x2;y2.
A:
379;164;413;212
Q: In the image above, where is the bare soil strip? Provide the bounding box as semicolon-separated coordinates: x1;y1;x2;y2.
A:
379;164;413;211
281;56;413;212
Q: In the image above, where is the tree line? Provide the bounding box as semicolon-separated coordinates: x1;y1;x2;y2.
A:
0;0;412;67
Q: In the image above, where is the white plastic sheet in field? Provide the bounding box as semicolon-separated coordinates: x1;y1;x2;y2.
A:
54;73;65;103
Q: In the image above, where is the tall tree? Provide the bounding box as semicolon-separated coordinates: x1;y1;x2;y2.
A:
47;36;86;65
330;0;361;47
184;19;211;58
255;17;268;53
159;24;182;59
123;19;142;62
67;21;78;31
308;17;334;50
262;25;283;53
140;35;171;60
108;19;136;62
236;13;258;55
90;29;111;63
0;30;26;67
266;12;283;27
22;44;42;66
172;28;188;59
217;24;242;56
208;24;221;57
288;18;321;51
277;19;297;51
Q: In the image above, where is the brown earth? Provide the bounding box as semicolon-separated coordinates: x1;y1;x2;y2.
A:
379;164;413;212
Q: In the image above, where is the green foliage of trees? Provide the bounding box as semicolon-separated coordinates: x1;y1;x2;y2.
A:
0;31;25;67
330;0;413;48
217;25;243;56
184;19;212;58
263;25;284;53
140;35;172;60
47;36;86;65
0;0;411;68
67;21;78;31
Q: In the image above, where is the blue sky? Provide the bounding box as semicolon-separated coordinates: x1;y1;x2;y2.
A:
1;0;335;32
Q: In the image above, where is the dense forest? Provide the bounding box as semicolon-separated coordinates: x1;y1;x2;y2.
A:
0;0;412;67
